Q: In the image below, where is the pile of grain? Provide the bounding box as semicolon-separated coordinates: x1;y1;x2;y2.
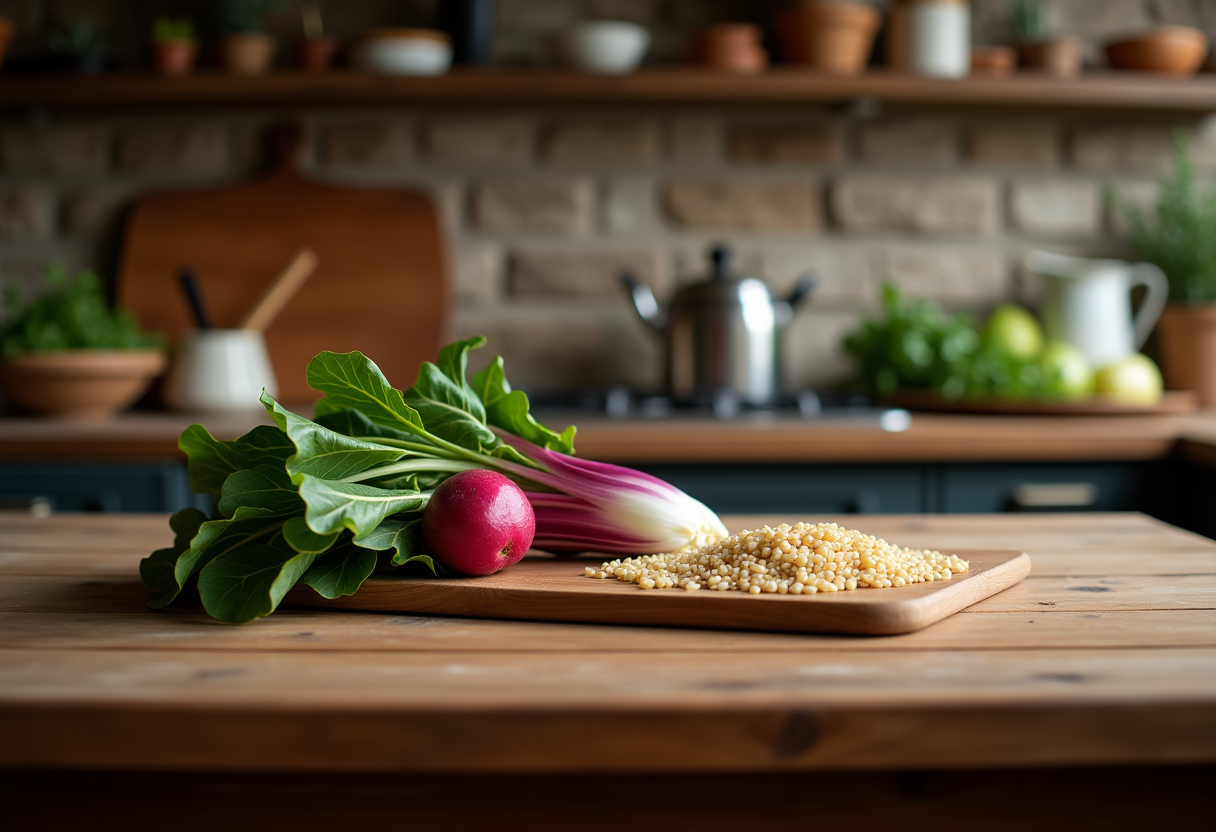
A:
585;522;969;594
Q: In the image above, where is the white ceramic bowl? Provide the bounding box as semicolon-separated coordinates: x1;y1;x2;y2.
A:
355;30;452;76
557;21;650;75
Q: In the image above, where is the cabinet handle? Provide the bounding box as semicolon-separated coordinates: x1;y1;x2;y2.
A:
1009;482;1097;510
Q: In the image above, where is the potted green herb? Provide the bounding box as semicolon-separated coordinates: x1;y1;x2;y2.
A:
152;17;198;77
214;0;285;76
1008;0;1079;77
0;267;165;420
1116;134;1216;406
47;19;107;74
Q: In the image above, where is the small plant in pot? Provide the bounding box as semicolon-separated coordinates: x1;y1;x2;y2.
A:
0;267;165;420
214;0;285;76
47;19;107;74
1115;134;1216;406
1008;0;1080;77
151;17;198;77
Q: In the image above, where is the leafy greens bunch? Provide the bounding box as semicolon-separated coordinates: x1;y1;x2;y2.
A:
843;285;1058;402
1;266;161;359
142;336;726;623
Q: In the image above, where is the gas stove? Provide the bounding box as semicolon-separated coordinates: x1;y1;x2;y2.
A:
527;388;912;432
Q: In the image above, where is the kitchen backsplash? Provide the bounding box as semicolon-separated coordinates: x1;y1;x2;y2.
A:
1;0;1215;393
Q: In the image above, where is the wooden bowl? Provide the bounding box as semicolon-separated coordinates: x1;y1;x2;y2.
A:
0;350;166;420
1104;25;1209;76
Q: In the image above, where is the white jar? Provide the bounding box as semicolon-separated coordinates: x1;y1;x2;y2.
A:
908;0;970;79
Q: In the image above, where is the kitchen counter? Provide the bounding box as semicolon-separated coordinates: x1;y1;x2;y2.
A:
0;512;1213;830
3;407;1216;464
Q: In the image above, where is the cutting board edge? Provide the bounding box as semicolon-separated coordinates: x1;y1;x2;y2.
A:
284;549;1032;636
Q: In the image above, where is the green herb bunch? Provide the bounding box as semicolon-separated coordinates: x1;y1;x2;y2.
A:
153;17;196;44
1115;134;1216;304
1;266;161;359
842;285;1057;401
214;0;286;34
1008;0;1052;43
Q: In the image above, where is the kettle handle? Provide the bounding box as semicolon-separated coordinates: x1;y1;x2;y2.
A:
1129;262;1169;350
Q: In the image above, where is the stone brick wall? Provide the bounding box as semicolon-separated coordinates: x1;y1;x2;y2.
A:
4;107;1214;392
2;0;1215;394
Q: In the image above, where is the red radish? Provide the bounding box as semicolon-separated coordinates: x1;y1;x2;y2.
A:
422;470;535;576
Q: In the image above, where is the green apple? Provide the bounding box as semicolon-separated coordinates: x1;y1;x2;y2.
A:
1093;353;1164;406
983;304;1043;361
1038;340;1093;401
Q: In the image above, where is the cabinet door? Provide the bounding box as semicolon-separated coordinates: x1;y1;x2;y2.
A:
0;461;208;513
938;462;1152;513
635;464;926;515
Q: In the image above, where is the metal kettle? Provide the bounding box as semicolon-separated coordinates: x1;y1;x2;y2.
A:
623;244;814;406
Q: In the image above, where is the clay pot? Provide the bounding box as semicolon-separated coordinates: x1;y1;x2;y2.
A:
1157;303;1216;407
775;1;880;74
1105;26;1209;76
1017;36;1081;77
0;350;166;421
690;24;768;73
152;40;198;77
0;16;14;69
219;33;276;76
296;36;338;72
971;46;1015;77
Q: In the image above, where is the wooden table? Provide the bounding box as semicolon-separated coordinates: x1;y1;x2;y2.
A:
1;512;1214;831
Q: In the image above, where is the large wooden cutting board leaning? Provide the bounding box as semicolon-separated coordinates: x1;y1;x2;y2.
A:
118;127;448;402
286;550;1031;635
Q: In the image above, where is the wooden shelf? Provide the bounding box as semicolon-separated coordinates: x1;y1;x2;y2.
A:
3;68;1216;112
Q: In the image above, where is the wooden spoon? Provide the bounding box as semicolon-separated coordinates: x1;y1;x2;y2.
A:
240;248;318;332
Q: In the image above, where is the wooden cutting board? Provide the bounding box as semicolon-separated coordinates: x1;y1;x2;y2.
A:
286;549;1031;635
117;127;449;402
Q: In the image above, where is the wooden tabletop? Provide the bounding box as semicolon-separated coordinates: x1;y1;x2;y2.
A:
4;408;1216;464
1;511;1213;776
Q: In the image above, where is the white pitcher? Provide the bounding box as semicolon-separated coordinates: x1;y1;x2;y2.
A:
1025;250;1168;369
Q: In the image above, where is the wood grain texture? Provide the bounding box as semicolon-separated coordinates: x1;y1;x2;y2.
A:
4;410;1212;463
284;551;1031;635
117;132;448;402
0;513;1213;774
1;70;1215;112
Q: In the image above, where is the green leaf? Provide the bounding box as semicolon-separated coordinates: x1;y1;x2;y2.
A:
354;517;434;569
197;541;319;624
436;334;486;389
306;350;425;434
403;362;498;451
173;505;282;592
261;392;406;483
283;516;340;554
140;507;208;609
297;475;429;538
315;407;421;446
472;356;576;455
300;541;379;599
218;464;303;517
178;424;293;502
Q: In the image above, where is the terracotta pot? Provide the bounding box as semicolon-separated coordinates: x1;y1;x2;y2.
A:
219;33;276;76
296;36;338;72
1157;303;1216;407
0;16;14;69
690;25;769;72
0;350;166;421
1016;37;1082;77
152;40;198;77
1105;26;1209;76
971;45;1015;77
775;1;880;74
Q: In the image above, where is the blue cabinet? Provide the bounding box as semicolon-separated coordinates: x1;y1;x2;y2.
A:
0;461;209;513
